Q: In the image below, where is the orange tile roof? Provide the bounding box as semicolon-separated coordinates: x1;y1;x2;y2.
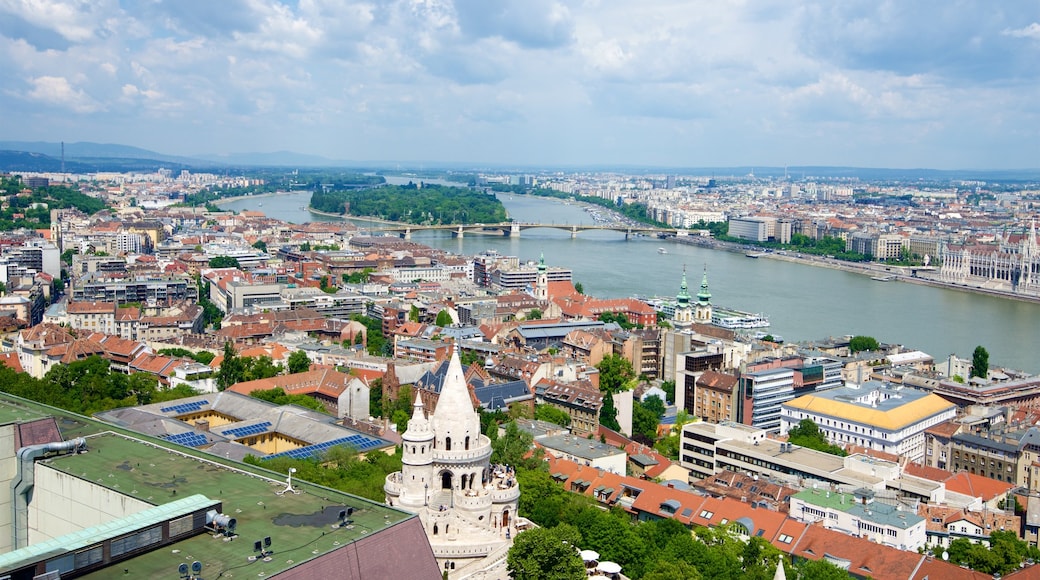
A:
0;352;23;373
943;471;1015;502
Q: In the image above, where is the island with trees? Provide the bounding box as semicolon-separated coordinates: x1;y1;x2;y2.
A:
309;183;508;224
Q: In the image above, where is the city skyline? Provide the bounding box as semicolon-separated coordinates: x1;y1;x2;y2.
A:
0;1;1038;170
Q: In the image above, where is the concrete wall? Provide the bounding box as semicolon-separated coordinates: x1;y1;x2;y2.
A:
29;465;151;544
0;424;18;554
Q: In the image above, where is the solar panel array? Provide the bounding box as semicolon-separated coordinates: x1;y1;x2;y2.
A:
264;434;386;461
160;400;209;414
162;432;209;448
221;421;272;438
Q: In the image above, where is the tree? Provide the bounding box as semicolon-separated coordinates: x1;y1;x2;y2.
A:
208;256;241;269
506;524;585;580
287;350;311;374
599;392;621;431
788;419;847;456
848;335;880;353
242;355;281;382
574;281;584;294
216;341;245;391
632;401;660;444
792;558;850;579
642;394;665;419
534;404;571;427
526;308;543;320
972;345;989;378
408;304;420;322
492;420;536;469
596;354;635;394
661;380;676;404
434;309;453;327
252;240;267;252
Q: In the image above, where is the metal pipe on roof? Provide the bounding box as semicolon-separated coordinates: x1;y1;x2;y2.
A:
11;437;87;549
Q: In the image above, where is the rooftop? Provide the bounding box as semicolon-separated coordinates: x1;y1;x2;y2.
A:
540;434;626;461
784;383;956;431
0;393;436;579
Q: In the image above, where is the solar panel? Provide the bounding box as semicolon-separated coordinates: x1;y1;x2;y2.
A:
262;433;388;461
161;432;209;448
160;400;209;414
221;421;272;438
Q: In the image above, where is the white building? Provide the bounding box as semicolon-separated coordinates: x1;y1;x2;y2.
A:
384;347;520;576
780;382;957;463
789;488;928;552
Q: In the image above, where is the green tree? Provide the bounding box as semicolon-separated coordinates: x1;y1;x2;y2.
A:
599;392;621;431
434;309;453;327
287;350;311;374
788;419;847;456
661;380;676;404
596;354;635;394
792;558;851;579
252;240;268;252
534;404;571;427
242;355;281;382
972;345;989;378
408;304;420;322
249;387;327;412
632;400;661;443
492;420;536;469
642;394;665;419
526;308;543;320
216;341;245;391
848;335;880;353
574;281;584;294
506;524;585;580
207;256;241;269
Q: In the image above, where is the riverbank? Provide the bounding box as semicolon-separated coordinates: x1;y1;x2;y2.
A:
679;237;1040;306
211;190;304;206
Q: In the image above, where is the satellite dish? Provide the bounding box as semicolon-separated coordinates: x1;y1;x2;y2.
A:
942;551;949;561
191;561;203;574
178;563;189;575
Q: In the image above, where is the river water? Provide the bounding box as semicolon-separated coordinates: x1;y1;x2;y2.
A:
219;190;1040;373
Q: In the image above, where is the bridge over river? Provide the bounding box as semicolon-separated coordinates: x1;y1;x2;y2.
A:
361;222;690;239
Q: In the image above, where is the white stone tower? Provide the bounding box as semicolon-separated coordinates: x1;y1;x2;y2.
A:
385;346;520;574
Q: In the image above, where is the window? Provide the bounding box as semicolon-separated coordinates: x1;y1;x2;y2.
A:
699;510;714;519
778;534;793;544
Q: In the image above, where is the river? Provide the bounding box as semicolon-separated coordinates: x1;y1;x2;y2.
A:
218;190;1040;373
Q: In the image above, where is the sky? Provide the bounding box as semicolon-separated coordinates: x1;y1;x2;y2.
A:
0;0;1038;169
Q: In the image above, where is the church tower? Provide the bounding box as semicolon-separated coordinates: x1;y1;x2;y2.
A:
695;268;713;324
534;252;548;301
674;268;693;327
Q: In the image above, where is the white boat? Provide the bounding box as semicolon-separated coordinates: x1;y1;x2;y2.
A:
712;306;770;329
658;248;667;254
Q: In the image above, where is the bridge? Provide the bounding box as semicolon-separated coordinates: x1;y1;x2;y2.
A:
360;222;689;240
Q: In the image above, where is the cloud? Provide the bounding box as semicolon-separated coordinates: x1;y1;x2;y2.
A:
25;75;102;112
1003;23;1040;40
453;0;574;49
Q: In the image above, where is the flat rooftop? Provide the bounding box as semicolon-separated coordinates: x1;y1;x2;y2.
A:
540;434;624;461
0;394;419;579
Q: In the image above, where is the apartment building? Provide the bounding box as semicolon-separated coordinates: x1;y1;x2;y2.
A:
781;383;958;463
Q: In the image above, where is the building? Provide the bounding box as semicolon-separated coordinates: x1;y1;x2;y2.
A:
0;394;441;579
384;347;520;577
781;383;958;463
538;433;627;474
539;380;604;437
737;356;845;433
691;370;740;423
789;488;927;552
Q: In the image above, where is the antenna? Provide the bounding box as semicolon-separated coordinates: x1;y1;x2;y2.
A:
277;467;301;495
61;141;65;178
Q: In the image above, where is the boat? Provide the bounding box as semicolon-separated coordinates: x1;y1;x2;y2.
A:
711;306;770;329
658;248;667;254
745;252;766;258
871;275;896;282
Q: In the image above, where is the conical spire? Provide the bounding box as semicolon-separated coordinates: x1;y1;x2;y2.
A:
697;267;711;304
537;252;546;272
431;344;481;438
676;267;691;306
402;391;432;441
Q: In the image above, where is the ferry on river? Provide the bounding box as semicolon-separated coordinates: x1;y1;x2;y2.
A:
711;307;770;329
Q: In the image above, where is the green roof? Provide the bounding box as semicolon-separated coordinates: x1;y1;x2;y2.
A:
0;393;419;579
0;495;220;574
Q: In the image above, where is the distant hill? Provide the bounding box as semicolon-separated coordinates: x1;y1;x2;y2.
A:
191;150;357;167
0;141;206;165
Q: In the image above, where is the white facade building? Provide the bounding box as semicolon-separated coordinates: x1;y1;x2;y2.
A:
789;488;927;552
781;382;958;463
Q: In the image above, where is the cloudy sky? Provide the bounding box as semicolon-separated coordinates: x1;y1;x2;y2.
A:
1;0;1038;169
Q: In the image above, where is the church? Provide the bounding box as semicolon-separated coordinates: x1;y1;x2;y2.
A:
384;346;521;576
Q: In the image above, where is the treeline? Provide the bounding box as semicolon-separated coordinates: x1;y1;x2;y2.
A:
0;356;194;415
0;177;107;228
718;231;869;262
310;184;507;224
502;186;670;229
